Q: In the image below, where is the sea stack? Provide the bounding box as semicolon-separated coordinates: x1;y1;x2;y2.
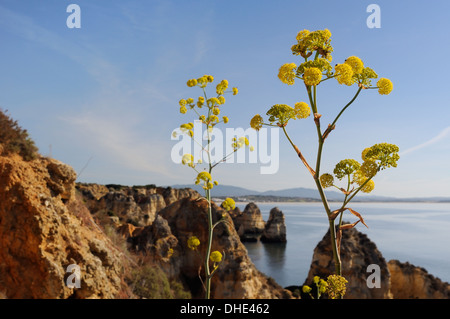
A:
260;207;287;243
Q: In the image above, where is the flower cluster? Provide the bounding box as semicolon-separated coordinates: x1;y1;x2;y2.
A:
278;63;297;85
195;171;218;190
291;29;333;60
210;251;222;263
221;197;236;211
302;275;329;299
250;101;311;129
319;143;399;194
178;75;238;133
231;137;250;151
275;28;393;92
334;56;383;89
250;114;264;131
377;78;394;95
187;236;200;250
326;275;348;299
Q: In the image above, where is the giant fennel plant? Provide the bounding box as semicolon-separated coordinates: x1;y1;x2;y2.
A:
250;29;399;294
177;75;249;299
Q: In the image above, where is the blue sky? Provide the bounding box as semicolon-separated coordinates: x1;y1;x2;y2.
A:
1;0;450;198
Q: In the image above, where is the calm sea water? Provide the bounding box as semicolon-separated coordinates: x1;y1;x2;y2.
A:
237;201;450;288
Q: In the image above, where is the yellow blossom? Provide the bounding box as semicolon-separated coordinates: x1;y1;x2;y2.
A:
294;102;311;119
360;160;378;178
210;251;222;263
213;107;220;115
335;63;354;86
345;56;364;75
326;275;348;299
250;114;264;131
216;79;229;95
296;29;310;42
303;67;322;86
179;99;187;106
187;79;198;87
181;153;194;167
208;97;220;107
218;96;225;105
334;159;361;180
278;63;297;85
179;105;187;114
377;78;393;95
222;116;229;124
232;87;238;95
187;236;200;250
302;285;312;294
221;197;235;211
319;173;334;188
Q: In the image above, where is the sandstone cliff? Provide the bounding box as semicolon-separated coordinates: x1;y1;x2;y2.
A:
304;223;391;299
77;183;199;227
0;154;128;298
135;197;292;299
303;224;450;299
388;259;450;299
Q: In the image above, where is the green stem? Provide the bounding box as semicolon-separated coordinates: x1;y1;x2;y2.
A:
204;188;213;299
307;86;342;276
329;87;363;129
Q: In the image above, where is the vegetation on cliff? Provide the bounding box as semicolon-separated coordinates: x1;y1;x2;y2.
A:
0;109;38;161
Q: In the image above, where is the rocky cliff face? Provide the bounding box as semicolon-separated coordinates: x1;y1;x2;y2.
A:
0;154;127;299
388;259;450;299
304;224;391;299
137;197;292;299
260;207;287;243
77;184;199;227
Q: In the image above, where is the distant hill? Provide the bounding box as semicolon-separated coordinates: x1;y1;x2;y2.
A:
171;184;450;203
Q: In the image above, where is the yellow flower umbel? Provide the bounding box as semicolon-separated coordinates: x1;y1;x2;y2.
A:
278;63;297;85
221;197;236;211
195;171;217;190
294;102;311;119
250;114;264;131
303;67;322;86
326;274;348;299
216;79;229;95
187;236;200;250
181;153;195;168
210;251;223;263
345;56;364;75
266;104;297;126
377;78;393;95
320;173;334;188
334;63;354;86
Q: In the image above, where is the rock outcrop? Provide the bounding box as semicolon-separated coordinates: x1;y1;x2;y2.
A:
77;184;199;227
147;197;292;299
260;207;287;243
304;224;391;299
388;259;450;299
228;202;265;241
0;154;127;299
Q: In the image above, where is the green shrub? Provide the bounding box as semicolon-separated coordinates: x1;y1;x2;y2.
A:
129;264;191;299
0;109;38;160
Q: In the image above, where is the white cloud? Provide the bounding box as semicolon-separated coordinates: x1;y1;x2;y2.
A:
62;111;175;179
400;126;450;156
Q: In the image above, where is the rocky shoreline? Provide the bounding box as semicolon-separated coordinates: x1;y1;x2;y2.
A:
0;153;449;298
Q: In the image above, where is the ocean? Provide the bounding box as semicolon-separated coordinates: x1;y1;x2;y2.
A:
237;201;450;288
